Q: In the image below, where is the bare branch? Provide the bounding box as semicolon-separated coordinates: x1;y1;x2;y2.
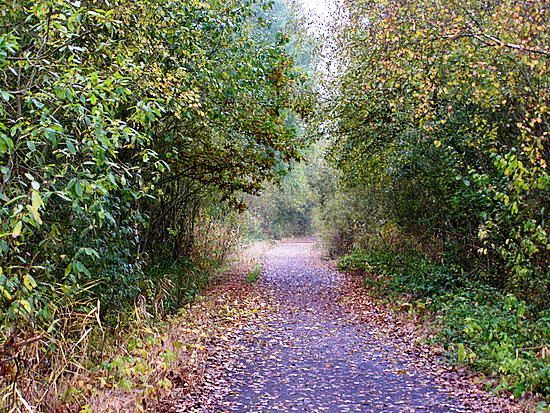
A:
443;32;550;56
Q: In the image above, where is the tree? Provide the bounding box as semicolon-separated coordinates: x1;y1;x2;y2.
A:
0;0;312;407
323;0;548;301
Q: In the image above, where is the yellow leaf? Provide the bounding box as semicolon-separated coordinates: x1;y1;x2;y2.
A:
11;221;22;238
23;274;37;291
15;299;32;314
30;190;43;224
0;285;12;300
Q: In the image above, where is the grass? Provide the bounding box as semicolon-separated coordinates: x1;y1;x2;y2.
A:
0;256;222;412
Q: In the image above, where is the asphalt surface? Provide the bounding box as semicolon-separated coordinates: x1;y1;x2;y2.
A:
212;240;470;412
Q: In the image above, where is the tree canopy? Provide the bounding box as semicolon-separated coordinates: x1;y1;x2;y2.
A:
0;0;312;406
323;0;548;301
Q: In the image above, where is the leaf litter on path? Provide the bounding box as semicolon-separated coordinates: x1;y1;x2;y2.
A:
163;239;531;412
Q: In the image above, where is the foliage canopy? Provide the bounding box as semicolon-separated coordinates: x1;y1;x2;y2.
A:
0;0;312;407
324;0;548;302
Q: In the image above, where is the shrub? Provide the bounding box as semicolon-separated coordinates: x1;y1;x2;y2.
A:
339;249;550;398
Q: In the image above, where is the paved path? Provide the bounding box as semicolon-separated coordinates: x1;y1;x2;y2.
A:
210;240;476;412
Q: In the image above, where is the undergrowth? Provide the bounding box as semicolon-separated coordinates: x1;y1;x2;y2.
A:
339;250;549;403
245;264;262;284
0;251;228;411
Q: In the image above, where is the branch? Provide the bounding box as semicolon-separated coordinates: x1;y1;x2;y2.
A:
0;335;44;358
443;32;550;56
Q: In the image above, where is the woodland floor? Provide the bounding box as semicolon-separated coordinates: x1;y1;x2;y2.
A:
161;239;527;413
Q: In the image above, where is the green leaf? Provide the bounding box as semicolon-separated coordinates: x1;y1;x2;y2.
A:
66;139;77;155
74;180;83;197
64;263;72;277
0;134;14;154
31;98;44;109
74;260;91;277
14;299;32;315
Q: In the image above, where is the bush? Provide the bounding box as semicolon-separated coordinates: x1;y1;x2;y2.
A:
435;291;549;397
339;249;550;398
325;0;549;305
0;0;311;409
